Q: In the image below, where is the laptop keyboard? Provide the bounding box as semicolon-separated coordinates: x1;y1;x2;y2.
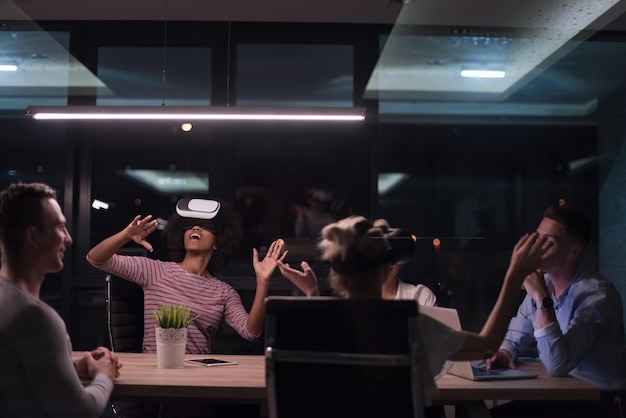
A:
472;366;501;377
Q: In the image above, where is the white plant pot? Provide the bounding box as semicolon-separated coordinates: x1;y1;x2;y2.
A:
155;326;188;369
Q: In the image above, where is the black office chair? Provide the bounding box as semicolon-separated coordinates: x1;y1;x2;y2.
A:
265;296;426;418
104;274;148;418
105;274;144;353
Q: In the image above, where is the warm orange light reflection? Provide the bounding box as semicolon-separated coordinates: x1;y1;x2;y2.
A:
558;198;566;206
433;237;441;247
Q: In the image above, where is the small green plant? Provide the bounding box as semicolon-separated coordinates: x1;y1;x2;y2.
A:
153;304;198;329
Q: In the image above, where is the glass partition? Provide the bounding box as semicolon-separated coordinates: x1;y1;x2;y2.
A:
97;47;212;106
0;30;71;112
236;43;354;107
0;119;68;307
376;123;599;330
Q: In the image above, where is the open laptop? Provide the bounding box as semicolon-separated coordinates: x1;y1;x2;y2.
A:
419;305;538;381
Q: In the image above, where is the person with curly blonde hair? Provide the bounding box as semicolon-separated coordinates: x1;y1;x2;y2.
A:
278;215;549;404
372;218;437;306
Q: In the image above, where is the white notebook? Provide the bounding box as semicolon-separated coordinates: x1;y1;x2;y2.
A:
419;305;537;381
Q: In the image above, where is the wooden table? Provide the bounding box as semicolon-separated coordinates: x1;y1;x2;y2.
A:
432;360;601;402
434;360;602;417
104;353;265;400
96;353;602;416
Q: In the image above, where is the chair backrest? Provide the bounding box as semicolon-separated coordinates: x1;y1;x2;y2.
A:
264;296;425;418
105;274;144;353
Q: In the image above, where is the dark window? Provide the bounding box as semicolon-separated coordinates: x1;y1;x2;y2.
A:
97;47;212;106
236;43;354;107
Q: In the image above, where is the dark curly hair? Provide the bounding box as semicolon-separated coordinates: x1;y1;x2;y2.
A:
163;198;242;276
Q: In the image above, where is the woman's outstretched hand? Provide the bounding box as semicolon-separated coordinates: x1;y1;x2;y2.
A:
252;239;288;284
507;231;551;287
126;215;159;252
277;260;320;297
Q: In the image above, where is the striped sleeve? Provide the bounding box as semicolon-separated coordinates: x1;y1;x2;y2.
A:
222;285;257;341
86;253;167;287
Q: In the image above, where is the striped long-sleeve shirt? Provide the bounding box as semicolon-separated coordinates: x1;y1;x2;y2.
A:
87;254;258;354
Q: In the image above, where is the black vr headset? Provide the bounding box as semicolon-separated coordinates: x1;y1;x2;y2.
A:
382;226;417;264
331;220;417;275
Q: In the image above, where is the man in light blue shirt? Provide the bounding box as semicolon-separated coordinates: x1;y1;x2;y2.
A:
488;206;626;417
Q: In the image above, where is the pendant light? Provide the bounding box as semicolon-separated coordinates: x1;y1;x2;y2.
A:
26;0;365;122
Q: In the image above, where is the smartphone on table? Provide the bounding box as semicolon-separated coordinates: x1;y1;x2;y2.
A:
184;358;238;367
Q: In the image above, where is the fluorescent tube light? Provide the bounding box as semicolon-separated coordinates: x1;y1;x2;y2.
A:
460;69;506;79
0;64;18;72
25;106;366;121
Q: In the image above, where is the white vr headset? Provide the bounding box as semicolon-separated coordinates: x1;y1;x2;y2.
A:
175;198;221;220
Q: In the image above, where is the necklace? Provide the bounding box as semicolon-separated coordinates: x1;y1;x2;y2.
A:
179;264;212;280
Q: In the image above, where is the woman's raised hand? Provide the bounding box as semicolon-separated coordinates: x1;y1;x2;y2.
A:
277;260;320;297
252;239;288;284
126;215;159;252
507;231;551;286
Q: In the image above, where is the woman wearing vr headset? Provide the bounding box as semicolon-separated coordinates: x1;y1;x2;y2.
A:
278;215;550;397
372;218;438;306
87;198;286;355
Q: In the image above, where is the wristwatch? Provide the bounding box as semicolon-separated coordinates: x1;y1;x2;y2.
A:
534;295;554;310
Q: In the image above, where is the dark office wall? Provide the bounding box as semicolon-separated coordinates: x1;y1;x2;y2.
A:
599;113;626;327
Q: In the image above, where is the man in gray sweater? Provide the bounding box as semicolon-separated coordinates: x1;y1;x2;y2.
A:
0;182;122;417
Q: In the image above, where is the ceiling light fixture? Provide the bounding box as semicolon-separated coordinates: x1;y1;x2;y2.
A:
460;69;506;79
24;0;365;122
366;0;622;100
0;64;18;72
25;105;366;121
